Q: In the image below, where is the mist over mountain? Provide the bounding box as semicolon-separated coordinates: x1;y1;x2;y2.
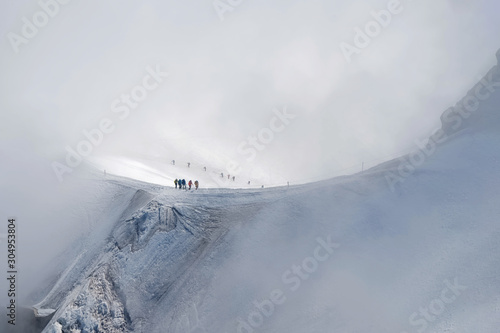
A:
1;48;497;333
2;1;500;332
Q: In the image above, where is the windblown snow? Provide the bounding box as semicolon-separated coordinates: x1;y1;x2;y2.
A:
28;50;500;333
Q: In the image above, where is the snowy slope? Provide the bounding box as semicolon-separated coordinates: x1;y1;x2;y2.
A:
28;50;500;333
86;154;260;190
86;145;288;190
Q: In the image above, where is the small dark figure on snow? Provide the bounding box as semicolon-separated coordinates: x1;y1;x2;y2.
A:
172;160;175;165
194;180;199;190
232;176;235;181
174;179;178;189
221;172;224;178
182;179;186;189
204;167;207;171
188;162;191;168
188;180;193;190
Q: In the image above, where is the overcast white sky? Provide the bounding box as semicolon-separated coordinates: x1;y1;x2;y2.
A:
1;0;500;186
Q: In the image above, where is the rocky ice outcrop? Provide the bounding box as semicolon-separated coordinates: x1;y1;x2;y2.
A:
39;188;231;333
47;265;131;333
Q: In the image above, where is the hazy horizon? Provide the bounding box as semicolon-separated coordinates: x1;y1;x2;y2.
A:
2;0;500;186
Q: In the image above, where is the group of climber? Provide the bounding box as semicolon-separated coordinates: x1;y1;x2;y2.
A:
174;179;199;190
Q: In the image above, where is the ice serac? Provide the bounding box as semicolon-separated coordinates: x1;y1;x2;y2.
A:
440;48;500;137
44;265;133;333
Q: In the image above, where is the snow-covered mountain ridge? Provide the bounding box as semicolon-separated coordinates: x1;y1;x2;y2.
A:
30;49;500;333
